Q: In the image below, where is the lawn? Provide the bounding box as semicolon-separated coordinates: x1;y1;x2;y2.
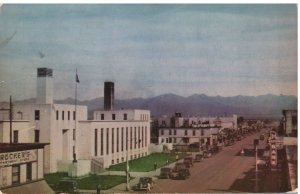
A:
44;173;126;190
108;152;187;172
77;175;126;190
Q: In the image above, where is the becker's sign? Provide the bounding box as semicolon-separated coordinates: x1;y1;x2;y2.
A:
0;150;37;167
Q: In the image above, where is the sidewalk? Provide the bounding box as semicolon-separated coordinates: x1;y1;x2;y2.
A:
79;160;181;194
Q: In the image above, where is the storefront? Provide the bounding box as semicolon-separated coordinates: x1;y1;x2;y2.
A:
0;143;48;190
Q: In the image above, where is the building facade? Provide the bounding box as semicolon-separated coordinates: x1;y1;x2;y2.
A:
0;143;47;189
0;68;151;176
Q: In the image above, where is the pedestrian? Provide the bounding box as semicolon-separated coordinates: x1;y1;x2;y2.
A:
154;162;157;170
147;182;151;193
96;184;101;194
166;159;169;165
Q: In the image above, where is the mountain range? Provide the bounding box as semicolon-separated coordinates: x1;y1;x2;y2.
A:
17;93;296;119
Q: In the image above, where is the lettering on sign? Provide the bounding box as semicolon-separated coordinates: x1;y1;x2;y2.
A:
0;150;37;167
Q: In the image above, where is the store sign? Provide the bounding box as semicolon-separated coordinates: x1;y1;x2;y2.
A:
0;150;37;167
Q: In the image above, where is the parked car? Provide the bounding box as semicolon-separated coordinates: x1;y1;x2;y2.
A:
159;167;172;179
194;154;204;162
173;162;186;171
203;151;212;158
132;177;153;191
183;156;194;168
171;168;191;180
54;180;79;194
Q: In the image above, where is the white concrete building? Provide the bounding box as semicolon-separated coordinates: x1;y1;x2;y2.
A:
158;114;237;147
0;68;151;177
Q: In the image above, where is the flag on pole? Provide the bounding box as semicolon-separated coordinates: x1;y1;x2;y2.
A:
76;70;80;83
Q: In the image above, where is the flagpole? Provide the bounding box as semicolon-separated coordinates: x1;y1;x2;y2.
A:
73;68;78;163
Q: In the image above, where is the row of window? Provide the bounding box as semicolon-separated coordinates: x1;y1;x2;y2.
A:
34;110;77;121
111;152;148;165
161;129;205;136
94;126;148;157
99;113;127;121
12;130;40;143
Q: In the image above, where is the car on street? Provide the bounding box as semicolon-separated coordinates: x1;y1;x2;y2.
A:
132;177;154;191
194;154;204;162
159;167;172;179
171;168;191;180
183;156;194;167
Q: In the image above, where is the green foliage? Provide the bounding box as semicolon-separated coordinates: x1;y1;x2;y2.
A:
77;175;126;190
44;172;68;187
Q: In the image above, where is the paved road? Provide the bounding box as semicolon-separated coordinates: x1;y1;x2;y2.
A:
151;132;264;193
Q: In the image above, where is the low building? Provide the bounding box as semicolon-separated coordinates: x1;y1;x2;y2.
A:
0;143;48;190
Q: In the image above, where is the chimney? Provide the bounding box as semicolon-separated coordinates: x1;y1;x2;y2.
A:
36;68;53;104
104;81;114;110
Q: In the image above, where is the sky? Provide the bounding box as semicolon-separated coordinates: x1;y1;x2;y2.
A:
0;4;297;101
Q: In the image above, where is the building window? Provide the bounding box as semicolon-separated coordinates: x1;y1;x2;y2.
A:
141;126;144;147
95;128;98;156
174;130;177;135
73;146;75;155
169;130;171;135
12;165;20;184
34;130;40;143
117;159;119;164
56;110;59;120
106;128;109;155
145;127;147;146
34;110;40;120
112;128;114;154
62;111;64;120
68;111;70;120
130;127;133;150
201;129;204;136
138;127;141;148
169;137;172;143
161;129;164;135
26;163;32;181
124;114;127;120
193;130;196;136
112;114;116;120
112;160;114;165
100;128;103;155
13;130;18;143
73;129;76;141
174;138;177;143
185;130;188;136
126;127;128;151
73;111;76;120
116;128;119;153
134;127;137;149
101;114;104;120
121;128;124;151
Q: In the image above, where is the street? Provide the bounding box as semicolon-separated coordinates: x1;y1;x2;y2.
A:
151;132;263;193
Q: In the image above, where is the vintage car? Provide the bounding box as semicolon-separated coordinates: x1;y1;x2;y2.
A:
183;156;194;168
171;168;191;180
159;167;172;179
132;177;153;191
194;154;204;162
54;180;79;194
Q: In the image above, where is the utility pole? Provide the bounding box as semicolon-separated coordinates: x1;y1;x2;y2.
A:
9;95;12;144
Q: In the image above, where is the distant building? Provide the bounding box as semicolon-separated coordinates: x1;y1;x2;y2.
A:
158;113;237;148
282;109;297;137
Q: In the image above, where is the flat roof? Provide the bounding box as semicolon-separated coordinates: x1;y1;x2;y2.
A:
0;143;49;153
